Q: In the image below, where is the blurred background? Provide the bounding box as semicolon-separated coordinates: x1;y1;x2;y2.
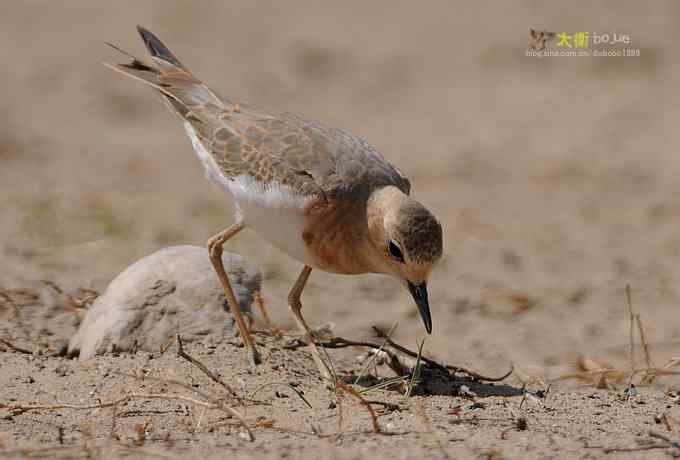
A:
2;1;680;377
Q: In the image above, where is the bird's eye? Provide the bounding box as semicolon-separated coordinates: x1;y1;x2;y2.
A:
388;240;405;263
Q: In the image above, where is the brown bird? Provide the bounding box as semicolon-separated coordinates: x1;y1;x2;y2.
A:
106;27;443;381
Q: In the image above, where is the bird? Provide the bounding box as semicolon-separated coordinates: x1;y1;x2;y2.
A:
106;26;443;381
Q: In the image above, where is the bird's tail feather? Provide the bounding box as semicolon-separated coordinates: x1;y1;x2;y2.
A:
104;26;223;121
137;25;188;72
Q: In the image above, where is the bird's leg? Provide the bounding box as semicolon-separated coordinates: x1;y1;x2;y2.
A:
288;266;333;382
254;291;282;338
207;221;260;366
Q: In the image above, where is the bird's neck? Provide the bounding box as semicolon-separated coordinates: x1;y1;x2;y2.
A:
366;185;409;234
363;186;411;274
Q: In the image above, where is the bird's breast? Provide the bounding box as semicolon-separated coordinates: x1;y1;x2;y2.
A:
302;200;373;275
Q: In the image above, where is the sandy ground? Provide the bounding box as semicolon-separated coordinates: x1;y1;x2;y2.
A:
2;1;680;458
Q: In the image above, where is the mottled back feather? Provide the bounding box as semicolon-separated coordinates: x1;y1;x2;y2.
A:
106;27;412;203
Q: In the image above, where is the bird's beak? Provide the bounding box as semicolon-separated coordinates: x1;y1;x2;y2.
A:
407;281;432;334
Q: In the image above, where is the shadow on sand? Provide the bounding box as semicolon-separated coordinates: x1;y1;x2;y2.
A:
344;363;523;398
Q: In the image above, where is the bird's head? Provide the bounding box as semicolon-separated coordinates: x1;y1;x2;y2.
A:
366;186;443;333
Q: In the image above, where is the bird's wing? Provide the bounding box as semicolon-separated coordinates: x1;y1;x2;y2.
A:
192;108;412;201
106;26;410;201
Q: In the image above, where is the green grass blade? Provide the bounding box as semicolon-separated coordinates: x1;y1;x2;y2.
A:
358;375;410;394
406;339;425;398
353;321;399;385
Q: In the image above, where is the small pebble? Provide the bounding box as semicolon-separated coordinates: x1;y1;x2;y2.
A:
458;385;476;397
54;364;69;377
515;417;528;431
467;402;485;411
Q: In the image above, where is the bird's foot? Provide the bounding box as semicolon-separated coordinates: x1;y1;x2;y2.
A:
246;344;262;367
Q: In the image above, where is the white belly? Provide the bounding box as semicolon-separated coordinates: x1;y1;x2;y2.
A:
184;122;316;266
233;186;314;265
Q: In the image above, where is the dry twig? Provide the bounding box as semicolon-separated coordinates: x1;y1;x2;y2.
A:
625;285;635;392
0;337;32;354
287;331;512;382
253;291;282;338
0;392;253;441
110;402;119;440
372;326;513;382
649;430;680;449
603;443;669;454
553;363;680;385
335;382;380;433
636;314;654;369
176;334;238;398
